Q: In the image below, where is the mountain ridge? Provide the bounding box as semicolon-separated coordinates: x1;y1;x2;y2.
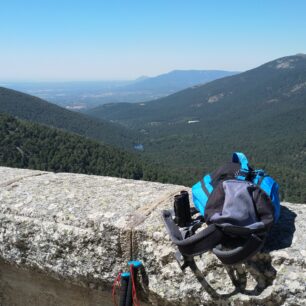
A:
86;54;306;124
120;69;239;93
0;86;137;149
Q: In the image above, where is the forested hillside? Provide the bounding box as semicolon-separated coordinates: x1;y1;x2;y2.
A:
85;55;306;202
0;113;176;183
0;87;137;149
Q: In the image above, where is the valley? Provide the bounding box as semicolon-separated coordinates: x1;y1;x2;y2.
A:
85;54;306;202
1;55;306;202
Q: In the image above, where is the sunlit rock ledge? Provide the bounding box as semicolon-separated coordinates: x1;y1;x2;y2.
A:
0;166;305;306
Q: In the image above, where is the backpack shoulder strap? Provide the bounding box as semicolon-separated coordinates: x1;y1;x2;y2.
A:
232;152;250;172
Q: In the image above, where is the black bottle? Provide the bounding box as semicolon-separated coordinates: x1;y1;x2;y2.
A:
174;190;192;227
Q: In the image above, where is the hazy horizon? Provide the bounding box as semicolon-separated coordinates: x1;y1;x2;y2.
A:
0;68;241;83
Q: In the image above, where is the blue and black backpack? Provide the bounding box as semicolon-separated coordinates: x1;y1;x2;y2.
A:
162;152;280;267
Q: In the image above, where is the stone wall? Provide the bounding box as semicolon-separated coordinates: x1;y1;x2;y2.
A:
0;167;305;305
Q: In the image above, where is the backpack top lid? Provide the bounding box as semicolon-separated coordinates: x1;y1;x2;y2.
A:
192;152;280;223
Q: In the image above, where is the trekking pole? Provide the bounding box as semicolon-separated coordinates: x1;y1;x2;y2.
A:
112;271;130;306
125;260;142;306
119;272;130;306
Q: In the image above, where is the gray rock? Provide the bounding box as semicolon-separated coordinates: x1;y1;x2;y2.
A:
0;167;305;305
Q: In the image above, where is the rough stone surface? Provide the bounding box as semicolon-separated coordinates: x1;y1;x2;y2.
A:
0;167;305;306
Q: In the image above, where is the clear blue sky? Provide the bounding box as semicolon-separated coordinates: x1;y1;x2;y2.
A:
1;0;306;81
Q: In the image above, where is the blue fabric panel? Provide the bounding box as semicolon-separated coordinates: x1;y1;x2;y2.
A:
260;176;280;222
271;182;280;222
192;181;208;216
203;174;213;193
253;170;265;185
232;152;249;171
260;176;273;196
192;174;213;216
253;175;259;185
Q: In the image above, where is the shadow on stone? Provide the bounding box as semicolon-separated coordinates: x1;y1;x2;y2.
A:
264;205;297;252
189;253;277;299
137;266;151;303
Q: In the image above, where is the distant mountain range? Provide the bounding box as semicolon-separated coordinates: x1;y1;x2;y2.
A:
120;69;239;93
86;55;306;125
2;70;238;108
85;54;306;202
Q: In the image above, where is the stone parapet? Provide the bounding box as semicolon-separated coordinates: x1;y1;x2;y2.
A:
0;167;305;305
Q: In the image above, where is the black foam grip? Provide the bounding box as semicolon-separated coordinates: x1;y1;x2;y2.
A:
125;275;133;306
119;276;129;306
